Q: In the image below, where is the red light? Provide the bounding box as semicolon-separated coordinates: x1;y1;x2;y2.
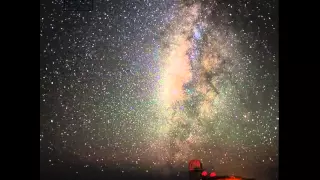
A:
209;172;216;177
201;171;208;176
188;160;202;171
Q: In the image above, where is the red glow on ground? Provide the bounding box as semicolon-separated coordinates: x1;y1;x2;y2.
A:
224;176;242;180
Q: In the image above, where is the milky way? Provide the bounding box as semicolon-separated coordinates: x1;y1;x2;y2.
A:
40;0;278;179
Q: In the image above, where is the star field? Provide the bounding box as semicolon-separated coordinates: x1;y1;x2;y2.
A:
40;0;278;179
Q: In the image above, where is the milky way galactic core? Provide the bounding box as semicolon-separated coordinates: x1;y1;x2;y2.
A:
40;0;278;179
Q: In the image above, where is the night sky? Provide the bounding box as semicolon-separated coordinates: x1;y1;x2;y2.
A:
40;0;278;180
